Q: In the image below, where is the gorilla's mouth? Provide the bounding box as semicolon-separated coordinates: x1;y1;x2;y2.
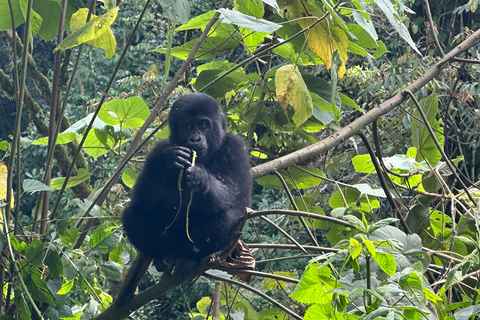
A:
190;146;206;158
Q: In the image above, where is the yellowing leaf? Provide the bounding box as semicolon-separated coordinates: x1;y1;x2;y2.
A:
0;162;13;211
282;1;348;77
275;64;313;126
55;7;118;58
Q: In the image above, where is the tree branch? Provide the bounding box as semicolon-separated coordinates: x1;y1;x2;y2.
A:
250;28;480;179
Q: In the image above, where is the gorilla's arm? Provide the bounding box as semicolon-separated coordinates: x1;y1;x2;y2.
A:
185;135;250;213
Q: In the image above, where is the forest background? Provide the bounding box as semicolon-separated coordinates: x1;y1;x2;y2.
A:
1;0;480;319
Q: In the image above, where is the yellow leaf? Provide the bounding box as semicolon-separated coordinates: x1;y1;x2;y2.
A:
56;7;118;58
0;161;13;212
275;64;313;126
282;1;348;77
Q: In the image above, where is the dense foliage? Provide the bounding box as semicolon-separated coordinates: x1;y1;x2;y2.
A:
2;0;480;319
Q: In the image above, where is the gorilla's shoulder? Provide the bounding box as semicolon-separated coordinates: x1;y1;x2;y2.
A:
223;132;247;151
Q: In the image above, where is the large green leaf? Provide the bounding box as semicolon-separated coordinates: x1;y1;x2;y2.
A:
0;0;25;30
98;97;150;128
81;129;115;158
290;263;337;303
411;93;444;166
33;0;75;41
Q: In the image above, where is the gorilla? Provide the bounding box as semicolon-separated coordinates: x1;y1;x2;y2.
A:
122;93;252;271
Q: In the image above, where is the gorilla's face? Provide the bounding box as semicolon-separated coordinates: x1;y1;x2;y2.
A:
169;93;226;159
176;116;212;157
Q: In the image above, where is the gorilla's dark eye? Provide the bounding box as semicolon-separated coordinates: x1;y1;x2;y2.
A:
198;119;210;130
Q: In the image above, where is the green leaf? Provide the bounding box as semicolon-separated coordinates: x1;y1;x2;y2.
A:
23;265;55;304
159;0;190;24
101;261;122;281
351;1;378;41
347;24;388;59
0;0;25;30
55;7;118;58
50;168;90;190
343;215;364;231
88;226;121;255
217;8;281;32
255;166;323;190
340;93;364;113
196;66;257;98
81;129;115;158
122;168;137;188
411;92;444;166
275;64;314;126
291;263;337;303
44;249;64;281
399;272;424;304
98;97;150;128
25;240;46;268
176;10;213;31
352;154;375;173
153;35;240;60
57;279;74;295
329;187;379;211
373;0;420;55
196;297;212;315
0;140;9;150
373;252;396;276
32;132;78;145
22;179;54;193
235;0;264;19
352;183;386;198
34;0;75;41
58;226;79;247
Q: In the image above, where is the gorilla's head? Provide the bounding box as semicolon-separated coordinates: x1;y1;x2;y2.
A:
169;93;227;158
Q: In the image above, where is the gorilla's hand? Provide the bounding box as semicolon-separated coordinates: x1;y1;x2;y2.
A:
186;166;209;192
165;146;192;169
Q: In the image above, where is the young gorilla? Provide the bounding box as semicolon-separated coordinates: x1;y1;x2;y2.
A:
122;93;252;272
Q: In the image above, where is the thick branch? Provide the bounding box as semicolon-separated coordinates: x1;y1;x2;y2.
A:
250;28;480;179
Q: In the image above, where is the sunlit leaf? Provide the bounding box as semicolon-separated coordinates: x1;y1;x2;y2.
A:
0;162;13;210
275;64;313;126
98;97;150;129
56;7;118;58
50;168;90;190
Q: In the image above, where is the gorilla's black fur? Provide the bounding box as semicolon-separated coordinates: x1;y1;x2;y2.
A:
122;93;252;268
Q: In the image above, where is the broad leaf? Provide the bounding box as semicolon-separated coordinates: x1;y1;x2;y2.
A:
159;0;190;24
50;168;90;190
374;0;420;55
33;132;78;145
217;8;281;32
275;64;314;126
56;7;118;58
98;97;150;128
22;179;54;194
411;93;443;166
